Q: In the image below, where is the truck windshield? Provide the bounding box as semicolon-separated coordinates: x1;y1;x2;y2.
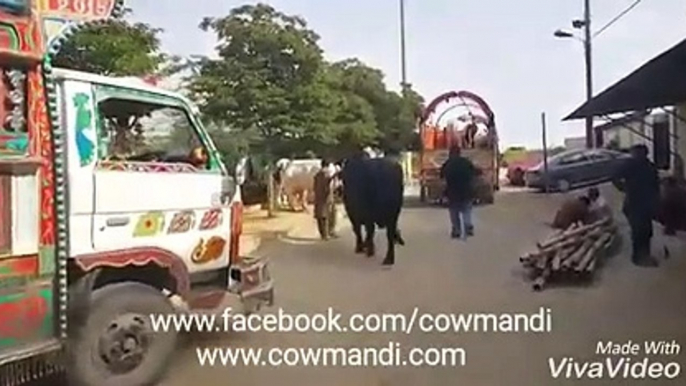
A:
97;98;205;166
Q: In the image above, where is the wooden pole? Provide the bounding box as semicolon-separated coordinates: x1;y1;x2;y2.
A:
541;112;549;193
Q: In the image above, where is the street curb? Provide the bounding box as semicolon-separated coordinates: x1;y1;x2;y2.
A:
241;205;350;252
283;209;350;241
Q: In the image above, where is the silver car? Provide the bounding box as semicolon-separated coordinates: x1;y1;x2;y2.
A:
525;149;630;192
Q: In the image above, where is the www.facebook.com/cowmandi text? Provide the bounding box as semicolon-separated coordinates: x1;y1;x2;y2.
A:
149;307;552;334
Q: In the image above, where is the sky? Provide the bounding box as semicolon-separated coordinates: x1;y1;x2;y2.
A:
128;0;686;148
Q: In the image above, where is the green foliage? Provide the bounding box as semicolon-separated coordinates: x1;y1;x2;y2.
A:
52;9;164;76
187;3;424;161
52;3;426;165
187;4;331;159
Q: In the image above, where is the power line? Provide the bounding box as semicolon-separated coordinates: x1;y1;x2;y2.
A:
593;0;644;39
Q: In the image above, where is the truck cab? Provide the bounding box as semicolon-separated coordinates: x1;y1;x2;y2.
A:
2;3;273;384
50;68;273;385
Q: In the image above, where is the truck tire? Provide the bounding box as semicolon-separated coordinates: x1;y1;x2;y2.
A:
68;282;178;386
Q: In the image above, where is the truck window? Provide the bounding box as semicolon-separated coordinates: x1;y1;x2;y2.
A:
96;98;209;169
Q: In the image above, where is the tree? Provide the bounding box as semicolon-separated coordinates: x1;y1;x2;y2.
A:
52;9;165;76
321;59;381;157
325;59;423;153
386;85;424;151
188;4;338;160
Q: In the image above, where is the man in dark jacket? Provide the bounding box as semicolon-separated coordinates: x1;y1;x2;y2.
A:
613;144;660;267
440;145;480;239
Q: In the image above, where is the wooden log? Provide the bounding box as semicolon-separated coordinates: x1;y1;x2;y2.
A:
532;267;551;291
602;234;615;250
538;225;608;268
562;238;594;269
533;235;587;258
536;251;553;270
551;246;574;272
541;228;566;244
585;259;596;272
575;248;596;273
537;218;611;249
558;242;584;263
576;232;612;272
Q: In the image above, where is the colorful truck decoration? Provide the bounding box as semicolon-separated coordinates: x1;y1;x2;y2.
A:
0;1;274;385
418;90;500;204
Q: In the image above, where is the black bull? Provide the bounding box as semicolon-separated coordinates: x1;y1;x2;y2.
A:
340;156;405;265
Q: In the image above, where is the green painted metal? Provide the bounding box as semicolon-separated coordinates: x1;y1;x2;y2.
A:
72;92;95;166
39;246;55;277
0;286;54;348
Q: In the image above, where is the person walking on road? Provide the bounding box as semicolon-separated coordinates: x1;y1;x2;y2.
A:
440;144;480;239
612;144;660;267
313;159;338;240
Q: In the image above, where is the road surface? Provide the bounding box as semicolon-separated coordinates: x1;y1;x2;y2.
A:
162;189;686;386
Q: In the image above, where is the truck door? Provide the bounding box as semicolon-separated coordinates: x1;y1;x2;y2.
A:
78;86;235;274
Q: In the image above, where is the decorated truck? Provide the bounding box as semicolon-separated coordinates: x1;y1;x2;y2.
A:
418;90;499;204
0;1;273;385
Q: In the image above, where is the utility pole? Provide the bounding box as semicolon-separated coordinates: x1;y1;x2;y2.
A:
541;112;549;193
583;0;594;148
399;0;408;94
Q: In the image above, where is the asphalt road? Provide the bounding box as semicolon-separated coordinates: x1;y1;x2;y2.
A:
161;189;686;386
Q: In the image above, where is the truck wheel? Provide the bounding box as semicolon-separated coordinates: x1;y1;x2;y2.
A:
68;282;178;386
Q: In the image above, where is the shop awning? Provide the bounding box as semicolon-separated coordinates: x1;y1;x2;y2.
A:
564;38;686;120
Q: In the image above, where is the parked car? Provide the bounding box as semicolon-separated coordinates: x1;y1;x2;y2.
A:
525;148;630;192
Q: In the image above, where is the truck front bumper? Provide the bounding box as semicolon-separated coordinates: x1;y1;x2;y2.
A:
229;256;275;312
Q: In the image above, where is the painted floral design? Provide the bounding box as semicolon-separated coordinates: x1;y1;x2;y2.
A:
198;208;222;230
73;92;94;166
191;236;226;264
167;211;195;234
133;211;165;237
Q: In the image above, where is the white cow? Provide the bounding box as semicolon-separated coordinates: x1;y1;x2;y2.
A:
275;158;323;211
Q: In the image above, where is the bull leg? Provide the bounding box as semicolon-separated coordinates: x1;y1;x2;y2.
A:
287;190;298;212
382;223;397;266
364;222;376;257
302;190;310;212
297;190;306;212
395;228;405;245
353;222;365;254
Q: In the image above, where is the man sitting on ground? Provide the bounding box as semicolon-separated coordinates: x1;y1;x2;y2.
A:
552;195;591;229
587;187;613;222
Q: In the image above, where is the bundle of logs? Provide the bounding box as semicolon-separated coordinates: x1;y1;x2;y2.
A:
520;217;617;291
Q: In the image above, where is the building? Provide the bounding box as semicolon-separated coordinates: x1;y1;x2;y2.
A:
565;38;686;179
596;110;676;171
563;136;586;150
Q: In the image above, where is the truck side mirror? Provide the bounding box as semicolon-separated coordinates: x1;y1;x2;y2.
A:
235;157;248;185
220;175;237;205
